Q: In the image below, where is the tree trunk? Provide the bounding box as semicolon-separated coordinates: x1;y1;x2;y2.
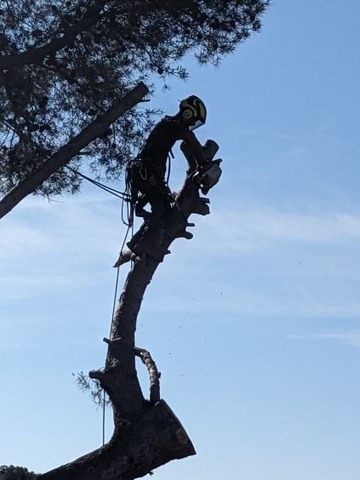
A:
0;82;148;220
36;141;220;480
39;400;195;480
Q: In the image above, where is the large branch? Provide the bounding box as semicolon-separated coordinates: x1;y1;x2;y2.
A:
0;82;149;220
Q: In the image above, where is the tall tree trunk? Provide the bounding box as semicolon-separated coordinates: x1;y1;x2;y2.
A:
37;142;220;480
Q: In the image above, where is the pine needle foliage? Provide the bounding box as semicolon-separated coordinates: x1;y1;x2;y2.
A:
0;465;38;480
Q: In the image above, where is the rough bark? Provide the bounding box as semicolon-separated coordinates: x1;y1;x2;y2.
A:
36;141;220;480
0;82;148;220
39;400;194;480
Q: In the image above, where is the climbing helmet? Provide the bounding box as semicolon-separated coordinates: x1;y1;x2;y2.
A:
179;95;207;131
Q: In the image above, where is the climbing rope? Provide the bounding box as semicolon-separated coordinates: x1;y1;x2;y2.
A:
65;165;134;226
64;166;137;444
102;388;106;446
102;222;133;445
66;166;130;200
110;224;131;318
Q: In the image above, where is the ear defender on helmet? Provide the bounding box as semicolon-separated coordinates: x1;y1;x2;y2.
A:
179;95;207;130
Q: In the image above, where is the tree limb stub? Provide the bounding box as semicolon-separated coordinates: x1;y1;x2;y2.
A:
0;82;148;220
134;347;161;404
113;250;136;267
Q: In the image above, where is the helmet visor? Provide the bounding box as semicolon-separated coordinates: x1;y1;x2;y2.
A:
188;119;204;131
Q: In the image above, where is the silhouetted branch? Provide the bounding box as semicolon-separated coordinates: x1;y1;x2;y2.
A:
134;347;161;404
0;82;148;219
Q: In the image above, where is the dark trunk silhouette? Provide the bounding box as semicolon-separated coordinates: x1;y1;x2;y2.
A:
38;140;221;480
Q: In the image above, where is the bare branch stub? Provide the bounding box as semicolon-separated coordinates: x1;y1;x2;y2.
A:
88;370;105;382
134;347;161;404
113;250;136;267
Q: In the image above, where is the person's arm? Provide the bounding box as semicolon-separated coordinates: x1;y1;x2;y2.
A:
181;130;207;168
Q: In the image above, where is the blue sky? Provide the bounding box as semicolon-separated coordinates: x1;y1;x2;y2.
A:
1;1;360;479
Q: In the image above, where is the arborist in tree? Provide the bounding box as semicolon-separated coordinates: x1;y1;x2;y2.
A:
115;95;222;264
127;95;208;222
121;95;220;262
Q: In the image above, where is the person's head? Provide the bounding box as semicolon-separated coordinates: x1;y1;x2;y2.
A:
178;95;207;131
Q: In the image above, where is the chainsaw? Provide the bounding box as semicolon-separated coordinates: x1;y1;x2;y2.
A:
180;139;223;194
193;159;222;194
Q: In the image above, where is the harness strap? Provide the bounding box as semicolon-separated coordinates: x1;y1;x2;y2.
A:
139;165;148;181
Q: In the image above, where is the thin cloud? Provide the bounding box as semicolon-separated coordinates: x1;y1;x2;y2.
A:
0;193;122;303
145;274;360;319
194;208;360;254
313;332;360;347
289;332;360;348
1;193;122;262
228;126;298;141
3;194;360;319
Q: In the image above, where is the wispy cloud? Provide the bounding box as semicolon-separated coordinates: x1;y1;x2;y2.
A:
1;193;122;259
193;208;360;254
0;193;122;303
2;193;360;320
314;332;360;347
146;277;360;319
289;331;360;347
228;125;298;141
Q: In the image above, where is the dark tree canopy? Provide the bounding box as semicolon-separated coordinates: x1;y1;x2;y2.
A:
0;465;38;480
0;0;269;197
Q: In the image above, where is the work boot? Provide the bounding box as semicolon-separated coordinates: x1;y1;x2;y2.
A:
127;223;146;255
135;206;152;220
129;224;168;262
